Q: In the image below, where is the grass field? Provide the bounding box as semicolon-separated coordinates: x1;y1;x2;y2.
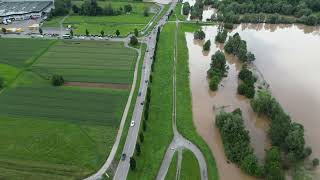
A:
127;23;175;180
56;1;159;35
32;40;137;84
174;3;187;21
0;38;138;179
176;23;218;180
180;150;201;180
165;152;178;180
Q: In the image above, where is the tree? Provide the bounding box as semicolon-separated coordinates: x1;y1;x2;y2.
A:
51;75;64;86
70;29;73;37
203;40;211;51
142;120;147;131
182;2;191;15
124;4;132;13
313;158;319;167
85;29;89;36
135;143;141;156
0;77;4;89
100;30;104;37
39;28;43;35
265;147;284;180
247;52;256;62
194;29;205;40
134;28;139;37
240;154;263;177
130;157;136;170
116;29;120;36
72;4;79;13
215;29;228;43
139;132;144;143
1;28;6;34
130;36;138;46
285;122;305;161
143;7;149;17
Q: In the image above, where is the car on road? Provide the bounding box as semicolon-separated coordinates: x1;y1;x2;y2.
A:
121;153;126;161
130;121;135;127
140;101;144;105
138;92;141;96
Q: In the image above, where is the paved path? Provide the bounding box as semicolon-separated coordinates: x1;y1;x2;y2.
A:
113;1;178;180
84;39;141;180
155;20;208;180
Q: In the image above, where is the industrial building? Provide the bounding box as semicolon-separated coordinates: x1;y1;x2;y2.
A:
0;0;54;22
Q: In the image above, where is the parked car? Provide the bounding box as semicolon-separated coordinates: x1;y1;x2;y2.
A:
130;121;135;127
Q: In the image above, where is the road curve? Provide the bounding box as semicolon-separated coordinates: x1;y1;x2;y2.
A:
155;20;208;180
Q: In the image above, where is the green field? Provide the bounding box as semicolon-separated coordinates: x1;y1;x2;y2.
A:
0;38;138;179
43;1;159;35
127;23;175;179
165;152;178;180
32;40;137;84
176;23;218;180
180;150;201;180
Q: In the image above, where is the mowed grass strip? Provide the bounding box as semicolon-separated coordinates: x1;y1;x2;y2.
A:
32;40;137;84
165;152;178;180
0;38;53;67
180;150;200;180
0;86;127;126
176;23;218;180
127;23;175;180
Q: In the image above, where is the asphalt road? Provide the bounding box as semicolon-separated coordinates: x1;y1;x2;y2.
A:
113;1;178;180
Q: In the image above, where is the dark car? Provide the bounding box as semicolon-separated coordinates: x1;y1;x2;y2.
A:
121;153;126;161
138;92;142;96
140;101;144;105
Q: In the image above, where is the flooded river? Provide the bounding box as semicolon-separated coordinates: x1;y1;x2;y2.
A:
186;24;320;179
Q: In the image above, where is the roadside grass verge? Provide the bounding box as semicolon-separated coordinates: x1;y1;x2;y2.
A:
176;22;219;180
127;23;175;180
165;152;178;180
144;4;169;36
174;3;187;21
180;149;201;180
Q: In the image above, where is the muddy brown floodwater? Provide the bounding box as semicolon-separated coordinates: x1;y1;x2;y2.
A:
186;24;320;179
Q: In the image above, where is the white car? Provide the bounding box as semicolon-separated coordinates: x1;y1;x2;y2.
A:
130;121;135;127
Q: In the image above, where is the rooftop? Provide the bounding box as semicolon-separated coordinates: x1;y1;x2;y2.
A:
0;1;52;17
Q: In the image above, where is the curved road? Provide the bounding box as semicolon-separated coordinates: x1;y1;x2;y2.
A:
156;20;208;180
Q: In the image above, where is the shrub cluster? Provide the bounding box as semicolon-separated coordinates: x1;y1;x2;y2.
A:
224;33;255;62
215;28;228;43
237;68;256;98
216;110;263;177
207;51;227;91
51;75;64;86
251;91;313;163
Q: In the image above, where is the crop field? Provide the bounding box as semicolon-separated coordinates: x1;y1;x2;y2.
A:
0;38;139;179
0;38;53;67
32;40;137;84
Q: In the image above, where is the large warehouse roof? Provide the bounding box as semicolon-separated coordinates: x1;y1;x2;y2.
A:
0;1;52;17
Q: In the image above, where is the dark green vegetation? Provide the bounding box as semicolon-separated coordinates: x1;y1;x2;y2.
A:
251;91;312;162
190;0;204;20
203;40;211;51
194;29;206;40
130;36;138;46
265;147;285;180
215;27;228;43
32;41;137;84
51;74;64;86
216;109;263;177
182;2;191;15
224;33;255;62
237;68;256;98
51;0;71;16
207;51;227;91
177;23;218;180
180;150;201;180
214;0;320;26
127;23;174;180
0;39;137;179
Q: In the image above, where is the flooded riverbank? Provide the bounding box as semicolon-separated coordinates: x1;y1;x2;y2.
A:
186;24;320;179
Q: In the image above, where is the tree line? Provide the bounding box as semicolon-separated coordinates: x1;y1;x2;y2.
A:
213;0;320;26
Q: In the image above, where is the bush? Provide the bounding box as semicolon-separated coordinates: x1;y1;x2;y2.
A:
130;36;138;46
209;76;219;91
194;29;205;40
224;23;233;29
313;158;319;167
265;147;284;180
182;2;191;15
203;40;211;51
0;77;4;89
51;75;64;86
237;83;255;98
215;29;228;43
